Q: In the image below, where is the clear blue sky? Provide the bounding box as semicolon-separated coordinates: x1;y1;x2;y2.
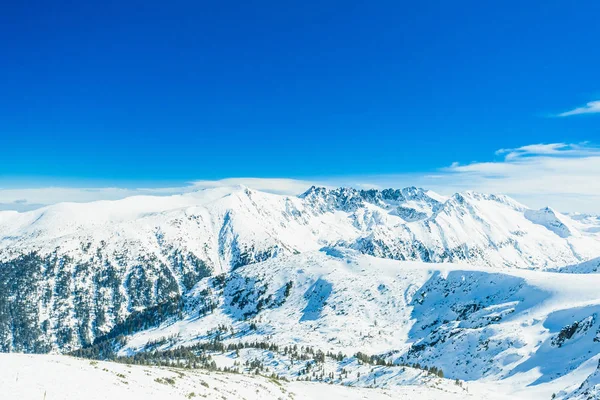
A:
1;0;599;184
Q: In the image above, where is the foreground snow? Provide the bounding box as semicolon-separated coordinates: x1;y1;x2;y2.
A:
0;353;512;400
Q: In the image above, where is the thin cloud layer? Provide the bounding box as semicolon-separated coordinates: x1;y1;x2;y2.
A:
556;100;600;117
0;180;319;212
495;143;584;159
189;178;317;195
1;143;600;213
422;142;600;213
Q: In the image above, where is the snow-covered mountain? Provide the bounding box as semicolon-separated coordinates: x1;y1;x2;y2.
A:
1;185;600;353
93;249;600;399
3;186;600;399
3;185;599;272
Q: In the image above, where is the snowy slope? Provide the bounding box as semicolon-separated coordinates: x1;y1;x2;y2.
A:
108;249;600;399
564;360;600;399
524;207;577;238
2;185;600;353
553;256;600;273
1;353;513;400
1;181;600;398
2;185;599;271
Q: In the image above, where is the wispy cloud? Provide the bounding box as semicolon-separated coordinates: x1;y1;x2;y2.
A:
556;100;600;117
2;143;600;213
189;178;316;195
422;142;600;213
495;143;572;159
0;187;157;212
0;179;320;212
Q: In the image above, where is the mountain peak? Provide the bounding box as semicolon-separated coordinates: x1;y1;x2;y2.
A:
300;186;438;203
524;206;574;238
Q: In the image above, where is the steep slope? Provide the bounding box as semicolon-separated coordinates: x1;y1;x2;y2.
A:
524;207;576;238
97;249;600;399
564;360;600;400
553;256;600;273
2;186;599;273
1;186;600;353
3;186;600;271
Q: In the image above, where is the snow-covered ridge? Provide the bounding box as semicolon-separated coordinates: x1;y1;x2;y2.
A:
524;207;576;238
1;185;600;354
1;185;598;269
3;181;600;399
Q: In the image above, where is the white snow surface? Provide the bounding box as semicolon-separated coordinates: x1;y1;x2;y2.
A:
1;185;599;271
4;186;600;399
116;249;600;399
1;353;512;400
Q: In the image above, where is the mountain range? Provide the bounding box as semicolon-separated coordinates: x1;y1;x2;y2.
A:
3;186;600;399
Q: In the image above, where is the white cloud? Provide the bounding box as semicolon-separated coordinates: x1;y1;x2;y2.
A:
291;142;600;213
0;179;321;212
556;100;600;117
0;187;155;212
189;178;317;195
420;142;600;213
2;143;600;213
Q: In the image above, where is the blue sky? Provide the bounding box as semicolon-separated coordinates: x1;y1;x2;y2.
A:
1;1;600;211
